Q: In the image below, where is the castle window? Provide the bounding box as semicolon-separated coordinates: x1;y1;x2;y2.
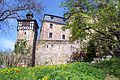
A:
58;45;60;49
47;45;48;48
51;16;54;20
30;21;34;24
49;33;53;38
31;27;33;30
18;22;22;27
24;32;26;35
62;35;65;39
30;21;34;29
23;27;25;30
50;24;53;28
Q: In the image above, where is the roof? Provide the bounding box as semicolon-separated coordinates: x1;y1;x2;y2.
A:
43;14;67;25
26;11;33;17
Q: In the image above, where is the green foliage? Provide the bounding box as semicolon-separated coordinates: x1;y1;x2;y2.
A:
0;51;13;66
14;39;30;55
86;39;96;62
93;57;120;78
12;39;31;67
68;51;87;62
0;52;4;65
0;62;105;80
62;0;120;54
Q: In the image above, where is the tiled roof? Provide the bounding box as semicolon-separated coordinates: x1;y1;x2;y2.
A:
43;14;66;25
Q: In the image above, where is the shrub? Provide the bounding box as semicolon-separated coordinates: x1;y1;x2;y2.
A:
0;62;105;80
68;51;87;63
93;57;120;78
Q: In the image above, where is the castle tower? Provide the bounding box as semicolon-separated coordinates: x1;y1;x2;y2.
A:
17;11;38;45
16;11;39;66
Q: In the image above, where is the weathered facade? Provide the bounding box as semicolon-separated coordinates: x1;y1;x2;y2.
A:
16;13;80;66
35;14;80;65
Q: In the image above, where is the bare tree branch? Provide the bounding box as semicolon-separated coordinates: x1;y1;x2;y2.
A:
0;0;43;30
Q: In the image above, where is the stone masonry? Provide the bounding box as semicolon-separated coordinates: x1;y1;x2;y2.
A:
16;13;80;66
35;14;80;65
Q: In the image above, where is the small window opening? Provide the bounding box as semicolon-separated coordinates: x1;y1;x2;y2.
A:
47;45;48;48
62;35;65;39
24;32;26;35
49;33;53;38
50;24;53;28
51;16;54;20
51;45;53;47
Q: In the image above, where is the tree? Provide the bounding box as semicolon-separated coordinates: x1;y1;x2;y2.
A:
14;39;31;67
0;50;14;67
0;0;42;66
0;51;6;65
86;38;96;62
62;0;120;56
0;39;31;67
0;0;42;30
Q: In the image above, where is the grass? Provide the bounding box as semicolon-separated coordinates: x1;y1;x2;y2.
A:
0;62;105;80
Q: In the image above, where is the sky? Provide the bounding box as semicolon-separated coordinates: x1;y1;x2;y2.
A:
0;0;65;51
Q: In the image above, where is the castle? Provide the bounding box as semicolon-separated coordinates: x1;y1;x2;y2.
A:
16;12;80;66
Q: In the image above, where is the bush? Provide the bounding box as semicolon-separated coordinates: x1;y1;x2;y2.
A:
68;51;87;63
93;57;120;78
86;39;96;62
0;62;105;80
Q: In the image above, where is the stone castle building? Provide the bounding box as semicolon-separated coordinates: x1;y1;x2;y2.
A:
16;12;80;66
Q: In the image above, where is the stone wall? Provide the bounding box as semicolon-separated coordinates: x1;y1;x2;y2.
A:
35;40;80;65
17;30;35;46
36;15;81;66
